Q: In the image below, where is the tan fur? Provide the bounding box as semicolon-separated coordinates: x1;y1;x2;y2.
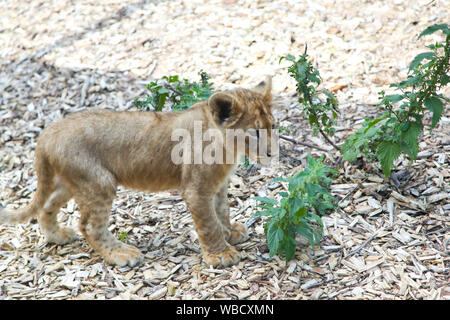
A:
0;78;275;268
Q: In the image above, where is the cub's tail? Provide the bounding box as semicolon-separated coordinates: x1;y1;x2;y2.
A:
0;152;54;225
0;201;40;224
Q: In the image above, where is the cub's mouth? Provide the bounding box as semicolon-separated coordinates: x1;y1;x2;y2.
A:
245;128;279;166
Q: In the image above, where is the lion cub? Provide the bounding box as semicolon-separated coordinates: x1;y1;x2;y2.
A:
0;78;275;268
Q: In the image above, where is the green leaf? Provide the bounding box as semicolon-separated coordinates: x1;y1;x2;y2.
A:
253;210;272;217
282;237;297;261
307;71;321;84
270;177;290;183
395;75;422;88
279;54;296;63
119;231;128;242
342;149;359;162
305;183;323;197
267;223;284;256
376;141;401;177
322;88;339;110
305;154;316;167
409;52;436;71
295;224;317;248
424;96;444;129
399;120;422;160
382;94;405;104
308;113;318;126
418;23;450;39
288;197;305;218
308;211;324;229
441;73;450;86
296;63;308;82
252;196;278;206
168;75;180;82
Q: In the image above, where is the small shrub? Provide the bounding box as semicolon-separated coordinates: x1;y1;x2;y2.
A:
134;70;215;111
253;155;336;261
342;24;449;176
280;52;340;150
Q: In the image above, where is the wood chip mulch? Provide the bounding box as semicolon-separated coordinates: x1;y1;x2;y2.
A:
0;0;448;300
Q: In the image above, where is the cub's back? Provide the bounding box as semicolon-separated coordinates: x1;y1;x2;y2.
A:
36;109;183;191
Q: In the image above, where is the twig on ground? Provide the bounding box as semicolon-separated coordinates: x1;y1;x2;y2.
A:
279;134;329;152
344;232;378;259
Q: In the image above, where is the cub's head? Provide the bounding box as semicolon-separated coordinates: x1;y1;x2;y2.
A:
208;77;277;165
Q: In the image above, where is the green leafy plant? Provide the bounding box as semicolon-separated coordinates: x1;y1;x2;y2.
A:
278;125;293;135
134;70;215;111
342;24;449;176
119;231;129;243
241;155;251;168
281;51;340;150
253;155;336;261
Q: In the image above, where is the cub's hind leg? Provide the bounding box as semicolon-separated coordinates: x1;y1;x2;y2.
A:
39;177;77;244
77;198;144;267
72;177;143;267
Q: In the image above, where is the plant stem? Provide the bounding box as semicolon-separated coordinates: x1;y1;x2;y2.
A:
318;127;341;151
304;91;341;151
164;84;184;96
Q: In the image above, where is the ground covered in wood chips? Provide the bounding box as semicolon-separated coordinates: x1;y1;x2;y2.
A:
0;0;449;300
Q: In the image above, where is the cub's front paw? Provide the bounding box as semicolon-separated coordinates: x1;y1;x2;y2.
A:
228;222;248;245
103;243;144;267
203;246;241;268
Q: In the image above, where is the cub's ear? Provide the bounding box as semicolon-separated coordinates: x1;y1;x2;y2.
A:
252;76;272;101
208;92;242;127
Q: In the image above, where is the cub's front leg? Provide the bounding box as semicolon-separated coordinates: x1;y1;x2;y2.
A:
214;180;248;245
182;189;241;267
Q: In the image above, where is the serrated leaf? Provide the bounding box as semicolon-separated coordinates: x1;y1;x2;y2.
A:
322;88;339;110
409;52;435;71
305;183;323;197
267;223;284;256
395;75;422;88
279;54;296;63
308;113;318;126
270;177;289;183
295;224;317;248
308;211;324;229
252;196;278;206
342;132;364;162
424;96;444;129
307;71;321;85
288;197;305;218
282;237;297;261
441;74;450;86
296;63;308;82
383;94;405;104
253;210;272;217
376;141;401;177
399;120;422;159
342;149;359;162
418;23;450;39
